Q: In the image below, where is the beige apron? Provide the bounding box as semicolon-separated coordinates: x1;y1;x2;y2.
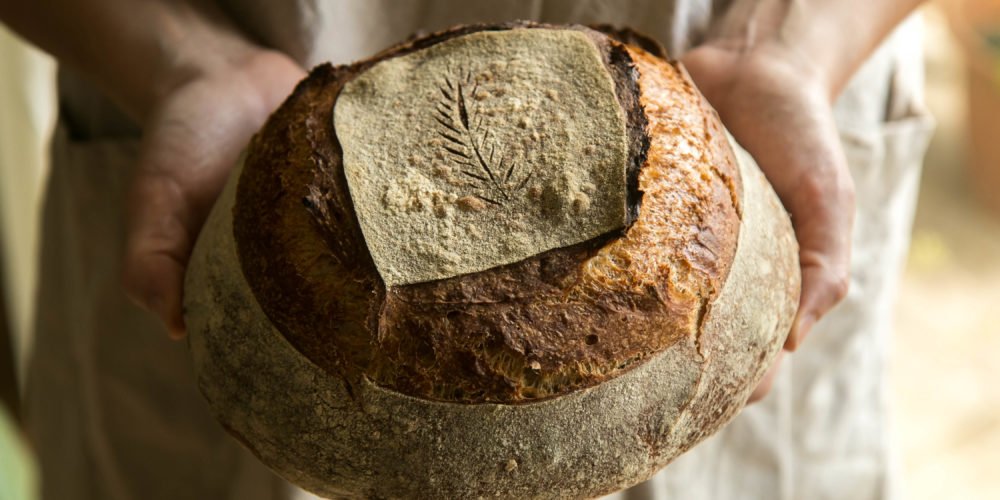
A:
23;2;933;499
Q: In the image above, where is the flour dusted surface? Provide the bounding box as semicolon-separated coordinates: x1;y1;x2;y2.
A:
335;29;629;285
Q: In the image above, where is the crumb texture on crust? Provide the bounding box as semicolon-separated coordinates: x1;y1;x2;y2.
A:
233;24;743;404
336;29;629;286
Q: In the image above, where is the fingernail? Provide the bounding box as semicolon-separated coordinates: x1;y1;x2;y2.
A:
165;306;187;340
785;313;816;351
143;293;185;340
168;326;187;341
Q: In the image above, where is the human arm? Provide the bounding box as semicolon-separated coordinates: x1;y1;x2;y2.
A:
678;0;925;401
0;0;305;337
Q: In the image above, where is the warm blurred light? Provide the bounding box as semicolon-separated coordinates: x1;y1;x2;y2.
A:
942;0;1000;216
893;4;1000;500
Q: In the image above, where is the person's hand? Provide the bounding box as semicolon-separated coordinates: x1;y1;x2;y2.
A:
681;42;855;403
122;50;305;339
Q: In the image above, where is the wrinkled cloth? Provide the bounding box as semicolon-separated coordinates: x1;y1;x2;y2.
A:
24;2;933;499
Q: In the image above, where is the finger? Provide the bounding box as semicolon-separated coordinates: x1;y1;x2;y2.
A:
786;237;852;351
122;168;198;339
681;46;855;351
727;95;855;352
748;350;785;404
121;54;305;339
122;107;247;338
776;135;855;351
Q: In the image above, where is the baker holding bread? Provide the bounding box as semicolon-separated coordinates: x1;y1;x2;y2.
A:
0;1;933;499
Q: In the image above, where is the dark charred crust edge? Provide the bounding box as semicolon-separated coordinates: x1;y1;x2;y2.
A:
588;24;665;224
603;40;649;225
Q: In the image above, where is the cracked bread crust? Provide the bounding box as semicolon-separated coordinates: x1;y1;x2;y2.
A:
232;23;743;404
186;22;799;498
184;117;797;499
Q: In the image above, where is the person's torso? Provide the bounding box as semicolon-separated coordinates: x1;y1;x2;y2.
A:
217;0;725;66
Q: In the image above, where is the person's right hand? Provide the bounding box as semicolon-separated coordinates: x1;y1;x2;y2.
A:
122;50;305;339
682;41;856;403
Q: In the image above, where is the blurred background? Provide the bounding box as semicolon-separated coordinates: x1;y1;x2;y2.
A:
0;2;997;499
892;2;1000;499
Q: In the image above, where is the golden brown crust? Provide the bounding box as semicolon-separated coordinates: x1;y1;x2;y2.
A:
234;24;742;404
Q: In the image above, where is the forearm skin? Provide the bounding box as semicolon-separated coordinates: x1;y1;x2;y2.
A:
709;0;926;98
0;0;262;121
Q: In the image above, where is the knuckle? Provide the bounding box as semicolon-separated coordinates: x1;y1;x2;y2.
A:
798;168;855;209
827;270;851;303
797;175;827;201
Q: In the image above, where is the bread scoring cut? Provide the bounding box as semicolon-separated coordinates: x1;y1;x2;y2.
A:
336;29;630;286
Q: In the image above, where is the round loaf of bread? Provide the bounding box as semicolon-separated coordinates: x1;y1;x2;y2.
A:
184;22;800;499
